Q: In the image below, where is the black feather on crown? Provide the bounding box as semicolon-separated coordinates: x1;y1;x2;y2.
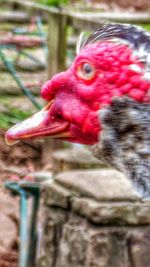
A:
77;23;150;76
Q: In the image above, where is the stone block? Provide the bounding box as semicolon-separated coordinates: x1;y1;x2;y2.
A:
130;229;150;267
38;211;132;267
55;169;139;201
52;148;103;174
38;168;150;267
42;181;71;208
72;197;150;225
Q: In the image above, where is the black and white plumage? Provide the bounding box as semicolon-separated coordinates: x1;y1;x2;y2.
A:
84;23;150;199
92;98;150;199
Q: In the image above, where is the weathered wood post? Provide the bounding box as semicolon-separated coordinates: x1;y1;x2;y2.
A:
47;12;67;76
42;10;68;168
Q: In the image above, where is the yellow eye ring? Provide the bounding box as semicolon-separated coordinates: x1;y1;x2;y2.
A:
77;62;96;81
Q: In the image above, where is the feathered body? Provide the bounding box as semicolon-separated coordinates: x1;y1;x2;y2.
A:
80;24;150;198
92;97;150;198
6;23;150;198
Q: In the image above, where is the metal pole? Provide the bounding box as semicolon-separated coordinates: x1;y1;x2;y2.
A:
0;48;42;110
19;189;30;267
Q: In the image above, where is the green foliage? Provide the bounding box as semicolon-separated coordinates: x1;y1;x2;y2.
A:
38;0;69;7
0;113;12;129
0;98;32;129
0;110;32;129
137;24;150;32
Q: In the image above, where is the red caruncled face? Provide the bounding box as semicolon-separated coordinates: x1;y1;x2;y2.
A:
5;41;150;145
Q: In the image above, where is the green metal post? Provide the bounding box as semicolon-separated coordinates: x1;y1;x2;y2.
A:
5;181;42;267
19;190;30;267
0;48;42;110
28;189;40;266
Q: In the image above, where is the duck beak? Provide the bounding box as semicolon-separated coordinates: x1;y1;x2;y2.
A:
5;102;70;145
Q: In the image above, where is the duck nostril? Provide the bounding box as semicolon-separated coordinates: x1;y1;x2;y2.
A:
56;112;63;121
51;109;63;121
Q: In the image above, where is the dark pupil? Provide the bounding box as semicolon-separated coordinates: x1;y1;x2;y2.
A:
83;63;92;74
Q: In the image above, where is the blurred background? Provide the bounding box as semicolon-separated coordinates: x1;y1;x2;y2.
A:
0;0;150;266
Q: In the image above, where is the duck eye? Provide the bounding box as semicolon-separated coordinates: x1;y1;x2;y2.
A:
77;62;95;80
83;63;93;74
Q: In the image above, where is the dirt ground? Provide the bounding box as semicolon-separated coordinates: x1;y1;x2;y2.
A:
0;129;44;181
0;251;18;267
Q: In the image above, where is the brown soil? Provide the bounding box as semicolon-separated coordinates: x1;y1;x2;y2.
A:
0;252;18;267
0;129;44;181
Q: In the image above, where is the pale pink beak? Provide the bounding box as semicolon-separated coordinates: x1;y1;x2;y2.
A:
5;102;70;145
